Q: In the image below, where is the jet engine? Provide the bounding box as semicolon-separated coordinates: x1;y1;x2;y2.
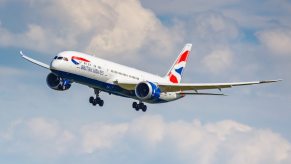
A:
46;73;71;91
135;81;161;100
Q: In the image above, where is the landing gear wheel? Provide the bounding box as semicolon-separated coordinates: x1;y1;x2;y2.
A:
132;102;147;112
141;105;147;112
134;106;140;111
89;96;94;104
89;89;104;107
132;102;137;109
99;100;104;107
92;99;97;106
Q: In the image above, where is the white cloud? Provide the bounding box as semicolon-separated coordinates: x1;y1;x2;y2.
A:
127;115;165;147
26;118;60;140
141;0;291;30
25;118;76;155
141;0;240;15
202;48;233;74
84;1;164;53
80;122;128;153
0;115;290;163
192;12;240;41
225;130;291;164
0;118;76;157
0;0;179;58
0;24;75;53
257;28;291;56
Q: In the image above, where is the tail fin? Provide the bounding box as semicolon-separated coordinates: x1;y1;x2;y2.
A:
165;43;192;83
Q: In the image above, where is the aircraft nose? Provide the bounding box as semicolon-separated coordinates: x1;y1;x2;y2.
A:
50;60;59;70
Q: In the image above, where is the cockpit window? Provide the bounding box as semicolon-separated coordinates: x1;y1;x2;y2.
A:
54;56;68;61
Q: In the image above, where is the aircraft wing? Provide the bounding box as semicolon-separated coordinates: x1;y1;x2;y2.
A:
116;79;282;92
157;80;281;92
20;51;50;69
114;80;137;90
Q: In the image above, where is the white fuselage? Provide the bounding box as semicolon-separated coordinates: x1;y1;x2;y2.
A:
50;51;182;103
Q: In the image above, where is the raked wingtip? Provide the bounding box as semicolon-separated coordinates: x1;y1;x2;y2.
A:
260;79;283;84
20;51;24;57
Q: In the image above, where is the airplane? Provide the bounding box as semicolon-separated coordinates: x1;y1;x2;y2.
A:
21;43;281;112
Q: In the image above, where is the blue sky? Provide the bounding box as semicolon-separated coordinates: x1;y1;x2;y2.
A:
0;0;291;163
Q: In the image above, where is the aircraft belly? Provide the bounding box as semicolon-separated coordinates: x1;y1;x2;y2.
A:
51;70;182;104
53;70;126;94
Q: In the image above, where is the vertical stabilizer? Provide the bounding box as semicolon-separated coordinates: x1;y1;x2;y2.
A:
165;43;192;83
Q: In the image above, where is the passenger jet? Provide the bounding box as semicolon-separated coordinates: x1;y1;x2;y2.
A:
21;44;281;112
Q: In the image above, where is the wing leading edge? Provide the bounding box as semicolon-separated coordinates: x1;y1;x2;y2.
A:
116;79;282;92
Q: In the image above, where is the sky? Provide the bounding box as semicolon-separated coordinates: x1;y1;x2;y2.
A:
0;0;291;163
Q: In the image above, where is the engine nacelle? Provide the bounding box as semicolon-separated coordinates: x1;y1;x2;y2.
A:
135;81;161;100
46;73;71;91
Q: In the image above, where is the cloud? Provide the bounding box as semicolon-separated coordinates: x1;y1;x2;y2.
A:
161;11;240;76
0;118;76;157
202;48;233;74
257;28;291;56
1;115;290;163
80;122;128;153
193;12;240;41
0;23;76;53
127;115;165;147
84;0;176;56
141;0;240;15
0;0;180;58
141;0;291;30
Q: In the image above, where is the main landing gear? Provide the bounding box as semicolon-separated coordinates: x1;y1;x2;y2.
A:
89;89;104;107
132;101;147;112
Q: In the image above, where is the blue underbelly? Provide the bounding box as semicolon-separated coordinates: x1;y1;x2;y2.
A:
51;70;168;104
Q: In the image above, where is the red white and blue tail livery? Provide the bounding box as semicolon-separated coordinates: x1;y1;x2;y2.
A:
20;43;281;112
166;44;191;83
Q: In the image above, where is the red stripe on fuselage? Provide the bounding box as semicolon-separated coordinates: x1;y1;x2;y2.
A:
72;56;90;62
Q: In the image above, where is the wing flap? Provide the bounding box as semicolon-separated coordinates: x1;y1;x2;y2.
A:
178;91;226;96
114;80;137;90
158;83;232;92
